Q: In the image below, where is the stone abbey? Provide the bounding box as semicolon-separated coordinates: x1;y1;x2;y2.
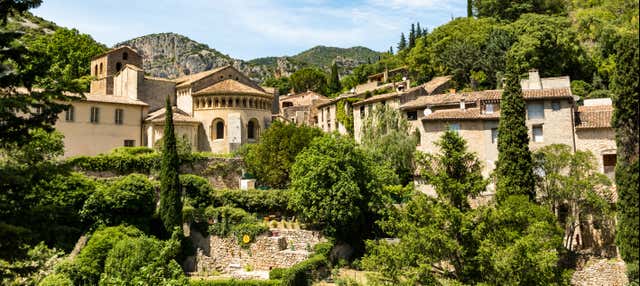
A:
56;46;275;156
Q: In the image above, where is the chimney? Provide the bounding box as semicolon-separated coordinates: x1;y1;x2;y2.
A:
460;98;466;110
449;88;456;94
527;69;542;90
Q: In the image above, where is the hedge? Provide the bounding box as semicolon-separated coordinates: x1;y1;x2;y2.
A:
211;189;292;215
189;279;281;286
66;148;211;174
281;254;328;286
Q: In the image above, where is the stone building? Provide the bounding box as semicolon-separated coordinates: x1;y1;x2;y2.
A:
278;90;330;125
55;47;275;156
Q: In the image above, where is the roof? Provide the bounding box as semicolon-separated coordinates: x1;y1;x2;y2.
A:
145;106;200;123
352;91;400;106
401;87;573;110
575;105;613;129
280;90;329;101
192;79;270;96
174;66;230;87
367;66;408;79
423;75;453;94
422;107;500;121
83;94;148;106
92;46;138;60
316;93;362;108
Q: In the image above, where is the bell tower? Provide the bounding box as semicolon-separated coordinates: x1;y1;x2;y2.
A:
89;46;143;95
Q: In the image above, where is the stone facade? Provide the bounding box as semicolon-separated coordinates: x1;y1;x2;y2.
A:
191;228;325;275
56;47;276;156
279;91;330;126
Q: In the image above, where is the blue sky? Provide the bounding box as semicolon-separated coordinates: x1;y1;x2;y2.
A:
32;0;466;60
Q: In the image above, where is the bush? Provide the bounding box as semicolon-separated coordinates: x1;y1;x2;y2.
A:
66;148;210;174
206;206;268;245
100;235;188;285
181;174;214;209
38;273;73;286
211;189;292;216
269;268;287;279
80;174;156;230
281;254;328;286
189;279;281;286
313;241;334;257
66;225;145;284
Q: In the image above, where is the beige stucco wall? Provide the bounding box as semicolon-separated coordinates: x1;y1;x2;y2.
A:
527;99;575;152
55;101;145;157
575;128;617;174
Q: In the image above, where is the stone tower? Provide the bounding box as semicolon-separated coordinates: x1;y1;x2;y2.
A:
89;46;143;95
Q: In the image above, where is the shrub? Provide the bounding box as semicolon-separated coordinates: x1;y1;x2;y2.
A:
269;268;287;279
66;148;210;174
100;235;188;285
181;174;214;209
189;279;281;286
206;206;268;245
80;174;155;230
67;225;145;284
211;189;292;216
281;254;328;286
313;242;334;257
38;273;73;286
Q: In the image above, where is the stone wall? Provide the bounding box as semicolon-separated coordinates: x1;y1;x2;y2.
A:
191;228;325;275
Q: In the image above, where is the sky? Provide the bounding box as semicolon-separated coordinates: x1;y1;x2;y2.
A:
32;0;466;60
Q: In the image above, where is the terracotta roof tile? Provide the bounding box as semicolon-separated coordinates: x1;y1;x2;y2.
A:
401;87;572;110
145;107;199;123
575;105;613;129
192;79;270;96
423;75;453;94
84;94;148;106
422;107;500;121
174;65;230;87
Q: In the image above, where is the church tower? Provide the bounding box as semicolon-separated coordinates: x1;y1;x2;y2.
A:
89;46;143;95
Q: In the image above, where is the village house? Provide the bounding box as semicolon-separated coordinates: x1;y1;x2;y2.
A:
278;90;330;125
55;46;276;156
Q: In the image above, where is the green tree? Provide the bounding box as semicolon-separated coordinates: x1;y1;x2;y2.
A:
398;32;407;51
289;134;396;251
159;97;182;232
0;0;79;147
360;104;417;185
534;145;613;251
472;0;566;21
363;131;487;283
243;121;323;188
472;195;567;285
416;22;423;38
495;68;536;202
611;32;639;283
289;67;328;95
409;23;416;49
29;27;106;91
262;76;292;96
327;62;341;95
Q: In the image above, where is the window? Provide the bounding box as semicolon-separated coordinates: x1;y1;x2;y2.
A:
532;125;543;142
551;101;561;111
115;109;124;125
527;103;544;119
94;65;97;76
360;106;366;119
124;140;135;147
449;123;460;133
491;128;498;144
248;119;259;140
115;62;122;71
407;111;418;121
123;52;128;60
90;107;100;123
214;119;224;139
34;106;42;114
65;106;75;122
99;63;103;74
603;154;616;177
485;103;494;114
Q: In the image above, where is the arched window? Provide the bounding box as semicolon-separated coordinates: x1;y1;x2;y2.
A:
248;118;259;140
94;65;98;76
123;52;128;60
99;63;103;74
213;119;225;139
115;62;122;72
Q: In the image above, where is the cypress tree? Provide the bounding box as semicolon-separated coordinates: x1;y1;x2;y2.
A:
416;22;422;38
398;33;407;51
389;46;394;55
327;62;341;95
611;32;639;283
495;68;535;203
467;0;473;17
409;23;416;49
159;96;182;232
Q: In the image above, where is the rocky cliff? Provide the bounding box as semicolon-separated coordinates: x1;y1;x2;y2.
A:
117;33;381;83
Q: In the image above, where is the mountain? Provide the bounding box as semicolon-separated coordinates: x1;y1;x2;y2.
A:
117;33;382;82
